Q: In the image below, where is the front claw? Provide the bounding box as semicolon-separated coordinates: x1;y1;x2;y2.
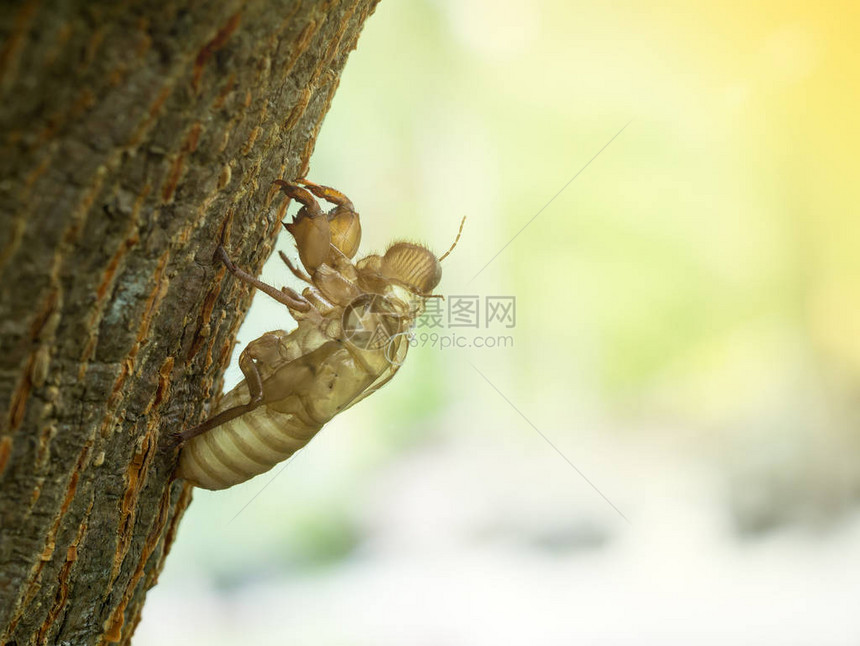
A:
295;178;355;212
274;180;325;219
275;179;331;273
295;178;362;259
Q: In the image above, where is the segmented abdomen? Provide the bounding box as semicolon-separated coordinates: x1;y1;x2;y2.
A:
176;313;408;490
176;382;321;490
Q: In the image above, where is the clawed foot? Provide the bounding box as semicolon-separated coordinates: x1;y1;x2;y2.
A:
214;245;237;273
293;178;355;211
274;180;323;217
164;429;186;449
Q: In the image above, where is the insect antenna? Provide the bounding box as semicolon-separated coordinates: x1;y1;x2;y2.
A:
438;216;466;262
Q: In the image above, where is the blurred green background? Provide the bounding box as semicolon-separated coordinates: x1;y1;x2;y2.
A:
140;1;860;643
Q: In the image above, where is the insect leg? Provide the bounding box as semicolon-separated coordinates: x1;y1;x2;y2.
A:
215;246;311;312
278;250;313;283
274;180;325;217
275;180;332;273
295;179;355;211
296;179;362;260
175;400;258;443
174;334;277;443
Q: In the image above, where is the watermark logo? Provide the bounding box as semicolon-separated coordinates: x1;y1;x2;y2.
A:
486;296;516;328
343;293;518;363
417;295;517;330
341;293;402;351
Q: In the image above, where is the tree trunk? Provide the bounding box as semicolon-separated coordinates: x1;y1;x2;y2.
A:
0;1;380;643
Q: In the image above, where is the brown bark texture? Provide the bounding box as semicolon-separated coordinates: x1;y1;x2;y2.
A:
0;0;380;644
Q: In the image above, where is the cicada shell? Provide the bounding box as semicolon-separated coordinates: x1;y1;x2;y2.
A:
176;180;462;490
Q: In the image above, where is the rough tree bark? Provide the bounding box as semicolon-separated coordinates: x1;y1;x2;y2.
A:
0;1;380;643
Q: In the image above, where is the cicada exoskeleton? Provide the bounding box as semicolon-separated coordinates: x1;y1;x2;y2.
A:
176;180;462;490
